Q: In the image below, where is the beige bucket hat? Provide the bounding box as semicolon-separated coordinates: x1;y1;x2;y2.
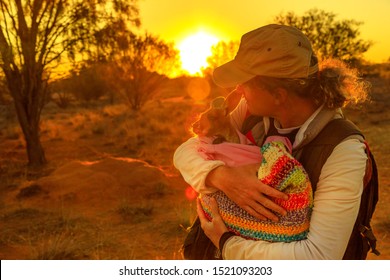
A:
213;24;318;88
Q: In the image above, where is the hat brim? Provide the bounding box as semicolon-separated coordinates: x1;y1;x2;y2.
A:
212;60;256;88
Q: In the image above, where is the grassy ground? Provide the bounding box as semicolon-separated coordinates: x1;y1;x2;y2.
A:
0;76;389;260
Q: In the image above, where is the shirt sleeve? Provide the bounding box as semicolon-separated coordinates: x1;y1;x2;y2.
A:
222;138;367;259
173;136;225;194
173;99;249;194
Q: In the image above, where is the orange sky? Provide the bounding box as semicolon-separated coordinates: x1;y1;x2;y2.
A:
139;0;390;65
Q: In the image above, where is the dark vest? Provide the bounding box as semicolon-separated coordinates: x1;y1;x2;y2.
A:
294;118;363;190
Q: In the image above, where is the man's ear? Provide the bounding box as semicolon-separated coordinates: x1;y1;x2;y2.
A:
273;88;288;105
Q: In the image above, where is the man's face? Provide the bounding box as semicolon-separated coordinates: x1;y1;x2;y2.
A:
239;81;277;117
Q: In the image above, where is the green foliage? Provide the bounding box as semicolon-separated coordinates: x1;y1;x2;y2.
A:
274;9;372;65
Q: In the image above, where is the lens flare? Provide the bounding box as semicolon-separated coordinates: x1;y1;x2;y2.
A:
185;186;198;201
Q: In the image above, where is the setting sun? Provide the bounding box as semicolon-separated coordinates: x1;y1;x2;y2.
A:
177;31;220;75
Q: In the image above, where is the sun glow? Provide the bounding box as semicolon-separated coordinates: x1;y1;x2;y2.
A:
178;31;220;75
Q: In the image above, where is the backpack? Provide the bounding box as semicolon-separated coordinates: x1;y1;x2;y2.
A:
295;118;380;259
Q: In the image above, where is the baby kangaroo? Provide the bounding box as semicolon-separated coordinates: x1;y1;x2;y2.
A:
192;89;243;144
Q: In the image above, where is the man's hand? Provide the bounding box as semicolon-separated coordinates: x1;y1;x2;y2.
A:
197;197;228;248
205;164;288;221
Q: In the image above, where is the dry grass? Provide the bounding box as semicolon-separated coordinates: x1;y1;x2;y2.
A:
0;85;204;259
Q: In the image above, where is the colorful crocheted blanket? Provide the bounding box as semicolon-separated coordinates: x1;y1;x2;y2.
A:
200;137;313;242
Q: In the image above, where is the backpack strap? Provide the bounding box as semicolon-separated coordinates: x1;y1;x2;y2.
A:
344;147;380;258
353;145;380;257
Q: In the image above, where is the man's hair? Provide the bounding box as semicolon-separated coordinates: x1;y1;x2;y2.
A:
249;58;370;109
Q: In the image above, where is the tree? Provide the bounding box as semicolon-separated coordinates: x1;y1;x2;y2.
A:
104;33;180;111
67;64;111;103
207;41;240;69
200;40;240;98
274;9;372;65
203;40;239;76
0;74;10;104
0;0;140;167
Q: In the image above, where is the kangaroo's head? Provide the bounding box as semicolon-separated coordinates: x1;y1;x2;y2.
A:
192;89;242;143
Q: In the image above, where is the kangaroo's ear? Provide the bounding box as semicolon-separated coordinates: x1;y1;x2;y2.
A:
225;89;242;114
211;96;227;109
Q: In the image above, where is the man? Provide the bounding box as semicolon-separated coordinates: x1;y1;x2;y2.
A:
174;24;368;259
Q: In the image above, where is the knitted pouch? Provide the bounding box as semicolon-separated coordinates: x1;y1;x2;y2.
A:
200;138;313;242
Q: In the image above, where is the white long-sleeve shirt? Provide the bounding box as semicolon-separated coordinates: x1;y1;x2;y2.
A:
173;99;367;259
